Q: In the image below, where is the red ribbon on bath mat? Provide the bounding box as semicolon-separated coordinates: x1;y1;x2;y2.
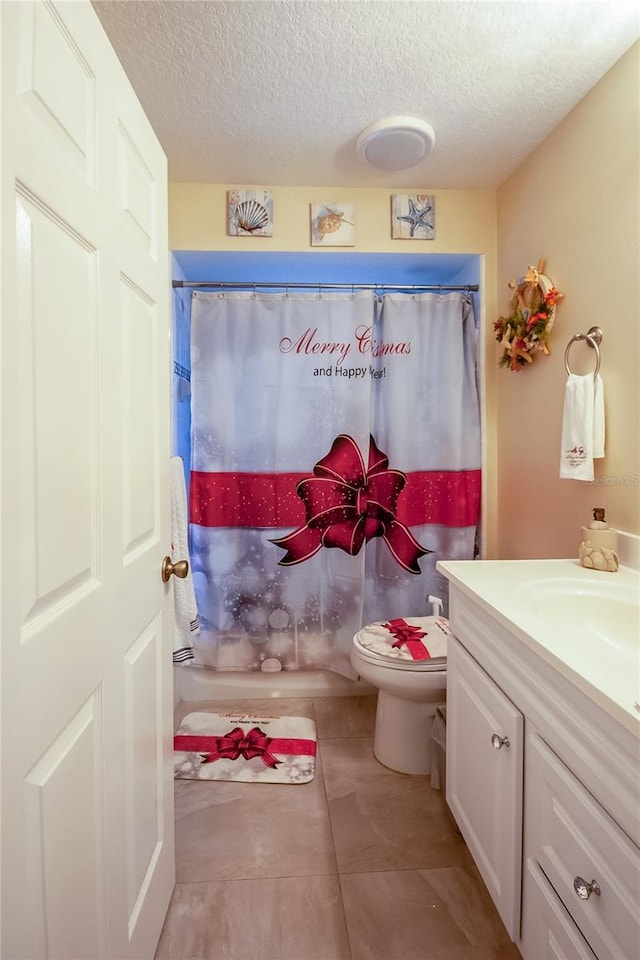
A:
174;726;317;768
383;618;431;660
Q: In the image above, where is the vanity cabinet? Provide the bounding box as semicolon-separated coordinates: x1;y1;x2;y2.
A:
443;584;640;960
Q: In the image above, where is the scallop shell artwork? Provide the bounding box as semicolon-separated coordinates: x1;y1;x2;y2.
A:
227;190;273;237
311;203;356;246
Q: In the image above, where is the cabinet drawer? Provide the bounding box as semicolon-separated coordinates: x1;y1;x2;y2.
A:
523;858;597;960
527;733;640;960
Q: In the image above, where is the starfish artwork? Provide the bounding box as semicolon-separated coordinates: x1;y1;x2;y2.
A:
392;193;435;240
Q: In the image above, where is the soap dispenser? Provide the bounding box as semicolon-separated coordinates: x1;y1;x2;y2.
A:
579;508;619;572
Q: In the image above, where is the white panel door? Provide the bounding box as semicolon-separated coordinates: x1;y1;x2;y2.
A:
0;2;174;958
446;636;524;940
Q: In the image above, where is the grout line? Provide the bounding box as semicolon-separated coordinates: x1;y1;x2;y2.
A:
173;869;341;887
311;703;357;960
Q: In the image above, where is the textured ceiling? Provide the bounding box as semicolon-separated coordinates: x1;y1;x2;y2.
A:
92;1;639;189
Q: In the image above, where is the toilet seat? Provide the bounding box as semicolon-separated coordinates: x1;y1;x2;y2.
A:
353;615;449;672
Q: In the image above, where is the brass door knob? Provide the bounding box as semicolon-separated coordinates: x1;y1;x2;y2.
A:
161;556;189;583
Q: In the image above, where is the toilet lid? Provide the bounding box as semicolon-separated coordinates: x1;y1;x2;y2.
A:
354;616;450;666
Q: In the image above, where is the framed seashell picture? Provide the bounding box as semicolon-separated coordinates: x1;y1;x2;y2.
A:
227;189;273;237
391;193;435;240
310;203;356;246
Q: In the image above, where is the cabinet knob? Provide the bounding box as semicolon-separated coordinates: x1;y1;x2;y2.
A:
573;876;601;900
490;733;510;750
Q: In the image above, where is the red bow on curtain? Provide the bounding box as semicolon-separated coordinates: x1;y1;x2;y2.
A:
270;434;430;574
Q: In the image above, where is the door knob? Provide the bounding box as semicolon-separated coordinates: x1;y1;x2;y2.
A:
491;733;510;750
161;556;189;582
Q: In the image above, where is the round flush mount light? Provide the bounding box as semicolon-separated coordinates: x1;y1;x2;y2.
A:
356;116;436;171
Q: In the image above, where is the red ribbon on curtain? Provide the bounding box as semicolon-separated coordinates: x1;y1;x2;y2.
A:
190;434;480;574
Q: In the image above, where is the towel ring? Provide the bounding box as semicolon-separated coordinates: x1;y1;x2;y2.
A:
564;326;602;379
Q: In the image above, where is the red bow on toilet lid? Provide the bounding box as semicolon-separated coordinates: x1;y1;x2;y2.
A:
385;619;431;659
355;616;449;662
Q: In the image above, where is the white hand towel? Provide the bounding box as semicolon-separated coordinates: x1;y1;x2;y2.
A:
170;457;199;663
559;374;603;481
593;374;605;459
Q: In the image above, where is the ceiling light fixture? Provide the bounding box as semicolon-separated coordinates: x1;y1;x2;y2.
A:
356;116;436;171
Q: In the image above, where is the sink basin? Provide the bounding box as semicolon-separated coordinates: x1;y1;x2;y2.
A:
515;577;639;662
438;557;640;730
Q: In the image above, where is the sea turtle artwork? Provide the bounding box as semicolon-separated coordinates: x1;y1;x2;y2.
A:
311;203;356;246
317;209;349;238
392;194;435;240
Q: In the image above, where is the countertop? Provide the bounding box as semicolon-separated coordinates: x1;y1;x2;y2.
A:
437;558;640;737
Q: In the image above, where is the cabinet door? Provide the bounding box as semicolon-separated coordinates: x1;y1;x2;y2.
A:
446;636;524;939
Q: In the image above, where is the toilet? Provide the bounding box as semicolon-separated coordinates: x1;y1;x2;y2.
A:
351;607;449;776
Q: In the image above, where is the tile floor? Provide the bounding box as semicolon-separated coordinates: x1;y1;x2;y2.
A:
155;695;522;960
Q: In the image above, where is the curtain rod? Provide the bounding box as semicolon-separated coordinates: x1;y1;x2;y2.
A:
172;280;479;292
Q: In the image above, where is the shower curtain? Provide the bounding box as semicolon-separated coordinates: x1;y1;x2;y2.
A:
189;289;480;678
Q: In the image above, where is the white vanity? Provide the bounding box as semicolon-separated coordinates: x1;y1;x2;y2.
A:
437;558;640;960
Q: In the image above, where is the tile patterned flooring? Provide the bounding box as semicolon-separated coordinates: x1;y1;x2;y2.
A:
155;695;522;960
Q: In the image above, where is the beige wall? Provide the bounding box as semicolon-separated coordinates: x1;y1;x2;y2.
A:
169;184;500;555
169;184;496;257
496;42;640;558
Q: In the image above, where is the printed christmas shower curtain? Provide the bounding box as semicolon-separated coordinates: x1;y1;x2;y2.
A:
189;290;480;678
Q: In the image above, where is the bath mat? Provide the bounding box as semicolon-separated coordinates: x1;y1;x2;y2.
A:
174;712;317;784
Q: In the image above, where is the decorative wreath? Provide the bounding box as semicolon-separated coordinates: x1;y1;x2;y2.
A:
494;258;563;371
